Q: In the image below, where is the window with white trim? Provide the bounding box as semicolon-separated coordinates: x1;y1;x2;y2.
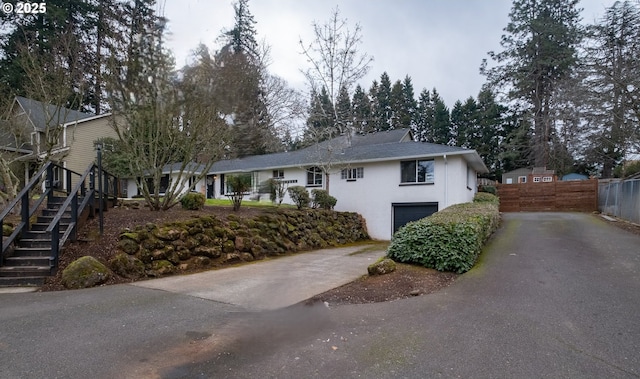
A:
341;167;364;181
273;170;284;179
543;176;553;182
400;159;434;184
518;176;527;183
533;177;541;183
306;166;323;187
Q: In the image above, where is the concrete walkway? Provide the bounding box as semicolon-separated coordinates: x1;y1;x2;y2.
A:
131;243;387;310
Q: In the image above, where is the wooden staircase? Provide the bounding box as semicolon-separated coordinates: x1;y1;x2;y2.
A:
0;162;118;287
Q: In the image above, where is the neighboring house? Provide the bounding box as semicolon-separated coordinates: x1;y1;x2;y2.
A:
123;162;207;199
0;96;116;189
561;173;589;181
502;167;557;184
207;129;488;240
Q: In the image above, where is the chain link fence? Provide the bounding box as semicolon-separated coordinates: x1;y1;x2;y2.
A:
599;178;640;224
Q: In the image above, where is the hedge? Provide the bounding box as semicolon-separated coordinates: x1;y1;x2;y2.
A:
387;195;500;273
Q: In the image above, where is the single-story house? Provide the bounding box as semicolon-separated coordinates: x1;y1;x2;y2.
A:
502;167;557;184
207;129;488;240
123;162;207;198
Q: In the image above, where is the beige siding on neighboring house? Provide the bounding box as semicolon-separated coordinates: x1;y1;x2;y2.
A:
63;115;117;189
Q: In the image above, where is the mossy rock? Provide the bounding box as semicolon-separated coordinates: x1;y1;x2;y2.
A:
120;232;142;243
222;240;235;254
368;258;397;276
117;238;139;255
153;226;185;241
149;260;175;276
193;256;212;267
141;237;164;251
3;224;14;237
109;253;145;279
61;256;112;289
194;245;222;259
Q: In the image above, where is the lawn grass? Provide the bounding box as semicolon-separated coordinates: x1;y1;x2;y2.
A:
205;198;295;208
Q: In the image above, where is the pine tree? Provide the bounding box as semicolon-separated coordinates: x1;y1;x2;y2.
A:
431;89;452;145
483;0;582;169
372;72;393;131
413;89;433;142
335;85;352;135
351;84;371;133
581;1;640;177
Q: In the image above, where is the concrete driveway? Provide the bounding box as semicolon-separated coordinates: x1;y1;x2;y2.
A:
1;213;639;378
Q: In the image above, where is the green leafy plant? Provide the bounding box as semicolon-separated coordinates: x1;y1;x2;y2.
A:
261;178;287;205
226;174;252;211
473;192;499;205
387;202;500;273
180;192;205;210
311;189;337;210
287;186;310;209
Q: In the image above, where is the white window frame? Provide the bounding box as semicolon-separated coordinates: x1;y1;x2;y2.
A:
273;170;284;179
341;167;364;181
543;176;553;182
306;166;323;187
518;176;527;183
533;177;541;183
400;159;435;184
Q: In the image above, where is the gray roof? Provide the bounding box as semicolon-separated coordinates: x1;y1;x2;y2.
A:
15;96;94;131
209;129;488;174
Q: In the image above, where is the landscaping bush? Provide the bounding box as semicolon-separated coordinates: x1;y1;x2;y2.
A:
180;192;205;210
226;174;252;211
288;186;310;209
473;192;499;206
387;201;500;273
478;185;497;195
311;189;337;210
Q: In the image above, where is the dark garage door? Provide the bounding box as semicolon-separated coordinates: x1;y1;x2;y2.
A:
392;202;439;233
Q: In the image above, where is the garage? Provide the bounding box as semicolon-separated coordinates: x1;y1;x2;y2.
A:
392;202;439;234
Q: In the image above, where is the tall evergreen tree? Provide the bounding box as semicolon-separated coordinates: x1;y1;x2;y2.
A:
413;89;433;142
581;1;640;177
335;85;352;135
431;89;452;145
372;72;393;131
351;84;372;133
482;0;582;169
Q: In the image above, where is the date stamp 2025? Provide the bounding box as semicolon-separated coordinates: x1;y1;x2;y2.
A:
1;2;47;15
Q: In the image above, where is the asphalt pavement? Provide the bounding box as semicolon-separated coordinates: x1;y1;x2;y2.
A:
1;213;639;379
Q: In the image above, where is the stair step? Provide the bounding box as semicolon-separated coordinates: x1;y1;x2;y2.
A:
41;208;73;217
30;223;70;232
3;255;53;267
0;276;46;287
17;239;52;248
0;265;52;278
10;246;52;256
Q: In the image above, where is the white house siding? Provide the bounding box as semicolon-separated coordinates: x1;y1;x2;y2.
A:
328;156;475;240
220;155;476;241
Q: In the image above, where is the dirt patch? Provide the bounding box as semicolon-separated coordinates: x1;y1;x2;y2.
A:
597;213;640;236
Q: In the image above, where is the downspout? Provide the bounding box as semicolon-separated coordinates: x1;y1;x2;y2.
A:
443;154;448;208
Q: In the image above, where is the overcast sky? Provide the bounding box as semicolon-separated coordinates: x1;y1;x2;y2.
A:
162;0;616;108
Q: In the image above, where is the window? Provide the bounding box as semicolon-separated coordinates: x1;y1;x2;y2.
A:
543;176;553;182
401;159;434;184
341;167;364;181
518;176;527;183
306;166;323;187
533;177;541;183
273;170;284;179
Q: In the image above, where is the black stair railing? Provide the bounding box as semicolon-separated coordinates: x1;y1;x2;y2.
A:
0;161;119;269
0;161;55;264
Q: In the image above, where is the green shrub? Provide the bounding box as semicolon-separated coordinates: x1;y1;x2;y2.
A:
478;185;497;195
387;202;500;273
288;186;310;209
226;174;252;211
311;189;337;210
261;178;287;205
473;192;499;206
180;192;205;210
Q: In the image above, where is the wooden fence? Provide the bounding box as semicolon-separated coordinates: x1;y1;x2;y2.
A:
497;179;598;212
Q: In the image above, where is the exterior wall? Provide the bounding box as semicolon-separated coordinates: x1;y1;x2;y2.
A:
217;156;476;240
64;116;116;177
329;156;475;240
